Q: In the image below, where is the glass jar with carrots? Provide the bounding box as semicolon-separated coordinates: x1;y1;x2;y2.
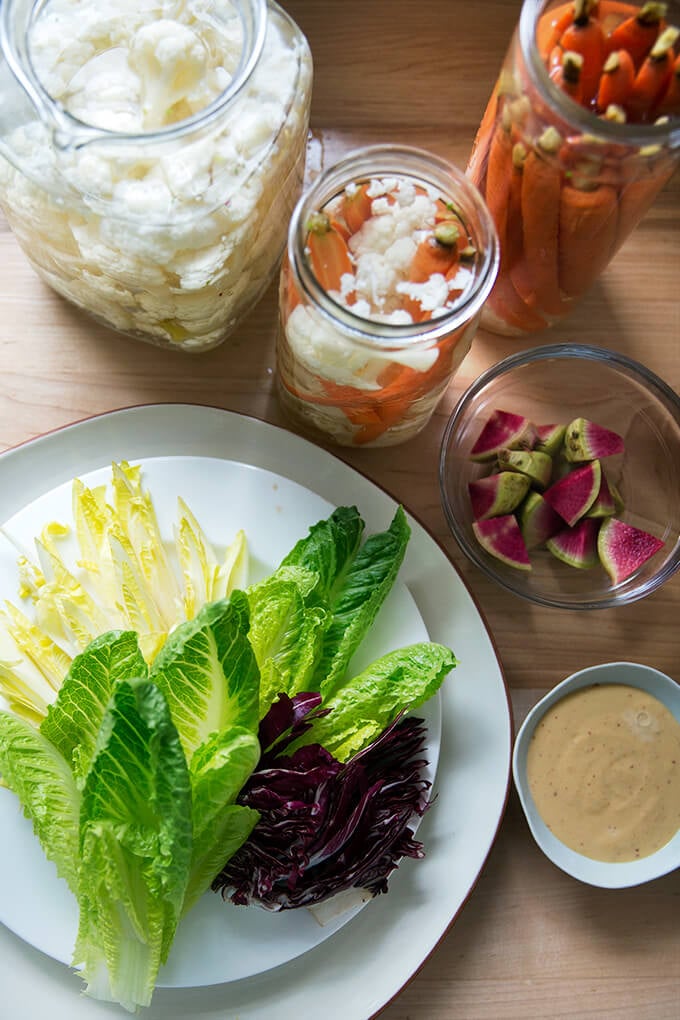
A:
275;145;499;448
467;0;680;336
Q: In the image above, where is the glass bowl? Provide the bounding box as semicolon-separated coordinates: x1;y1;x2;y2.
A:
439;343;680;609
512;661;680;889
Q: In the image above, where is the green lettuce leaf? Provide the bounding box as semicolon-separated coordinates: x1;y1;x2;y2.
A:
149;592;259;762
314;506;411;698
183;726;261;912
0;711;80;893
246;567;329;717
40;630;147;786
279;505;364;601
74;678;192;1011
295;642;457;762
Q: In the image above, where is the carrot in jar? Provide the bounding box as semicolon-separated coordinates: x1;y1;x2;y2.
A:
558;0;607;103
558;179;619;296
340;183;374;235
606;1;667;67
515;126;567;316
626;26;679;119
401;220;461;322
550;49;586;102
596;48;636;108
654;50;680;113
305;212;354;293
481;117;550;333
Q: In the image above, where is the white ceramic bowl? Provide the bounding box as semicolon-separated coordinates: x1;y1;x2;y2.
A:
513;661;680;888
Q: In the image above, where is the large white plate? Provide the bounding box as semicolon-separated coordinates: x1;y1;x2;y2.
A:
0;454;439;986
0;405;511;1020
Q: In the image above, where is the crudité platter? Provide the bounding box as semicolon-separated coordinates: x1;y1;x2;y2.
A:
0;404;511;1020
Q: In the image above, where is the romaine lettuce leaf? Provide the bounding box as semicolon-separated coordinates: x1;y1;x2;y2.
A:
75;679;192;1011
314;506;411;698
40;630;147;786
149;592;259;761
279;505;365;601
0;710;80;892
246;567;329;717
294;642;457;761
183;726;261;911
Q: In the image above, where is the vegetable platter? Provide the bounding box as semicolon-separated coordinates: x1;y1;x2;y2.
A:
0;404;511;1020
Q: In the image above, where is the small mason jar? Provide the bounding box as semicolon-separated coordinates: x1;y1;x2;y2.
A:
276;145;500;448
0;0;312;352
467;0;680;337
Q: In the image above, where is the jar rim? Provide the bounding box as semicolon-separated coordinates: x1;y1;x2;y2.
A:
0;0;267;149
519;0;680;150
287;143;501;351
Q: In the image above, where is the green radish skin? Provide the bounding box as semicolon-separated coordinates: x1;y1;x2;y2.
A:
496;448;553;489
468;471;531;520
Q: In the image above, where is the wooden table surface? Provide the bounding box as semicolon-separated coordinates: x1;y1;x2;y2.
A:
0;1;678;1018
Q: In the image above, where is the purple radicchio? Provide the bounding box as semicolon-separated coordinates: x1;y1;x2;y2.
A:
211;692;432;911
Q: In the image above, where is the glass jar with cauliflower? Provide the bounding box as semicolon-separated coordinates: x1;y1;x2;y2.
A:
276;146;500;447
0;0;312;351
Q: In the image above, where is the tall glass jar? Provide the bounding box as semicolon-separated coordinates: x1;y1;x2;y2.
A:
467;0;680;337
0;0;312;351
276;145;500;448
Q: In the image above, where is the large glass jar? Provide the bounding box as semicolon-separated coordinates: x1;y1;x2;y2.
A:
276;145;499;448
0;0;312;351
467;0;680;336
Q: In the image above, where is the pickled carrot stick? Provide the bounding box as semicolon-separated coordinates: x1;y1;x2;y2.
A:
516;127;566;316
558;181;619;296
482;117;513;257
606;1;667;66
626;25;679;119
480;117;550;333
408;221;462;282
596;48;636;108
654;50;680;113
401;221;461;322
306;212;354;293
340;183;373;235
559;0;607;102
550;50;586;102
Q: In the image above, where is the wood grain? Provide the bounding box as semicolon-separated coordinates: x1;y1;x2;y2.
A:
0;1;678;1017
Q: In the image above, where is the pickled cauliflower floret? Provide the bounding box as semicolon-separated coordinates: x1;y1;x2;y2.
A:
129;21;215;128
0;0;313;350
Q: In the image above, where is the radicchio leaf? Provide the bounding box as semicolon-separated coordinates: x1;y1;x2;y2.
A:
212;693;431;910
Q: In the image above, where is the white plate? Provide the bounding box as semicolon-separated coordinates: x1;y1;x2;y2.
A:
0;454;439;986
0;405;511;1020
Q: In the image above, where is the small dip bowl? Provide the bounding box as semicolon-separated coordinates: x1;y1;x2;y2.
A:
513;661;680;888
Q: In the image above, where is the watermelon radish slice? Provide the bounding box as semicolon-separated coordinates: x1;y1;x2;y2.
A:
469;409;537;462
564;417;625;463
543;460;601;526
472;515;531;571
585;470;618;519
517;491;563;549
535;423;566;458
597;518;664;583
468;471;530;520
546;518;600;569
497;448;552;489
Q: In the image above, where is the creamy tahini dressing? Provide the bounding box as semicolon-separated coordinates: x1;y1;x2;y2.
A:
526;683;680;863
